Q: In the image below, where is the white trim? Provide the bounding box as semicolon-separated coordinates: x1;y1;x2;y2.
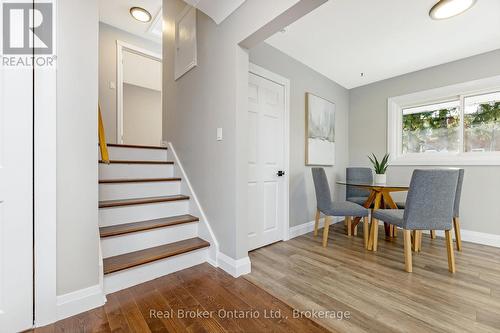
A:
288;216;344;240
216;252;251;277
166;142;219;264
56;285;106;321
248;63;291;244
423;229;500;248
116;40;162;144
388;75;500;166
34;0;58;327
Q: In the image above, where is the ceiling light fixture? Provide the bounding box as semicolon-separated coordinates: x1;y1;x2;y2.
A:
429;0;476;20
130;7;152;23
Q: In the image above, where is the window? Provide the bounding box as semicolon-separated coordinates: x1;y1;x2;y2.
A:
402;100;460;154
388;76;500;165
464;91;500;153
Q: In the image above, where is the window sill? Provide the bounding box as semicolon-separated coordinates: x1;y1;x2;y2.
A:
390;154;500;166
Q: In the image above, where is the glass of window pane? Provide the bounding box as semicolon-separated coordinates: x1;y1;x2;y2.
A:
402;100;460;154
464;91;500;152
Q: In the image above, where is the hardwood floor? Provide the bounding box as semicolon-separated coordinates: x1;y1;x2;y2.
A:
245;223;500;333
30;263;328;333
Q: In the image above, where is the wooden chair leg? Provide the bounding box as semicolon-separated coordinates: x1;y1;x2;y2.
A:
393;226;397;238
453;217;462;252
363;217;369;249
430;230;436;239
322;216;332;247
313;209;320;237
403;230;413;272
372;218;379;252
445;230;456;273
346;216;352;236
389;225;394;237
354;224;358;236
416;231;422;252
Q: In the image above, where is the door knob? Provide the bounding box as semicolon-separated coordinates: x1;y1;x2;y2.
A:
277;170;285;177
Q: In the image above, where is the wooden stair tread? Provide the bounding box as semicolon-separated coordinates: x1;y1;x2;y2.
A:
99;160;173;165
100;214;199;237
99;195;189;208
106;143;168;150
103;237;210;274
99;177;181;184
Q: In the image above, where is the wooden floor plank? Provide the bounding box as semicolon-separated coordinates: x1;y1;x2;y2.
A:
30;264;327;333
246;223;500;333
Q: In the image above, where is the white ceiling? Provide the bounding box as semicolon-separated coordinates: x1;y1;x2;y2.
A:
99;0;162;43
266;0;500;89
99;0;246;43
184;0;247;24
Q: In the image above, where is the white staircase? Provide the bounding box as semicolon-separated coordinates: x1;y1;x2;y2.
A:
99;144;211;294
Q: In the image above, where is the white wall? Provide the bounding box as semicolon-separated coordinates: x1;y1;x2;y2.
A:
349;49;500;236
249;42;350;227
99;22;161;143
57;0;100;295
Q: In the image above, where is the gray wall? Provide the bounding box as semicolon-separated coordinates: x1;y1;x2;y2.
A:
349;49;500;235
249;43;350;227
163;0;302;259
57;0;100;294
163;0;240;258
99;22;161;143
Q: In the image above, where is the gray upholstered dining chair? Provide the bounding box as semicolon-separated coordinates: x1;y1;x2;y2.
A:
312;168;370;247
346;167;373;205
371;169;459;273
398;169;464;251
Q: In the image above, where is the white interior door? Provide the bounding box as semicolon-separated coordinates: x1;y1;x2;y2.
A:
247;70;287;251
0;67;34;329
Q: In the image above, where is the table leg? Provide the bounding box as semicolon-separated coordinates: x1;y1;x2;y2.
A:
367;191;382;250
382;191;399;238
351;190;377;235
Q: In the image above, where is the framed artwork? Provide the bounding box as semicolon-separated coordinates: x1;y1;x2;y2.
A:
306;93;335;166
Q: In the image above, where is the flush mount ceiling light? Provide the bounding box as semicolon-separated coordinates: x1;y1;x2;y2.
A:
429;0;476;20
130;7;152;22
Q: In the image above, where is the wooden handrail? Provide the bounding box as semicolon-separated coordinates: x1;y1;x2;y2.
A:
98;105;110;164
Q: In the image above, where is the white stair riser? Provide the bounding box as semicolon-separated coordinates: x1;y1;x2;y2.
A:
104;248;209;294
101;147;168;161
101;222;198;258
99;182;181;201
99;164;173;179
99;201;189;227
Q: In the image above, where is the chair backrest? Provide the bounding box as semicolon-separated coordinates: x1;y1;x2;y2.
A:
454;169;465;217
403;169;459;230
346;167;372;199
311;168;332;212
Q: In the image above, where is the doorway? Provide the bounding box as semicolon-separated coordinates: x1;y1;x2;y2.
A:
247;64;290;251
117;42;162;146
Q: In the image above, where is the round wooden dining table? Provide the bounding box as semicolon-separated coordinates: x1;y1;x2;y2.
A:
337;180;409;249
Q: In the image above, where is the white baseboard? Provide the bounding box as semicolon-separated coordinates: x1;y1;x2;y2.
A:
56;284;106;321
423;229;500;248
288;216;344;240
216;251;251;277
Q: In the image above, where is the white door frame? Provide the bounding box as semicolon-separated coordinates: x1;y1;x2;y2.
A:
34;0;58;326
116;40;162;144
248;63;291;243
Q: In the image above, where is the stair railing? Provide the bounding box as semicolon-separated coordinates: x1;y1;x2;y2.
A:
98;105;110;164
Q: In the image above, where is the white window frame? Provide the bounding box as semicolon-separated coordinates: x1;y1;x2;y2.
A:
388;75;500;166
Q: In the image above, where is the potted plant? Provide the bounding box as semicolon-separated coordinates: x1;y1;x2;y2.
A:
368;153;390;184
